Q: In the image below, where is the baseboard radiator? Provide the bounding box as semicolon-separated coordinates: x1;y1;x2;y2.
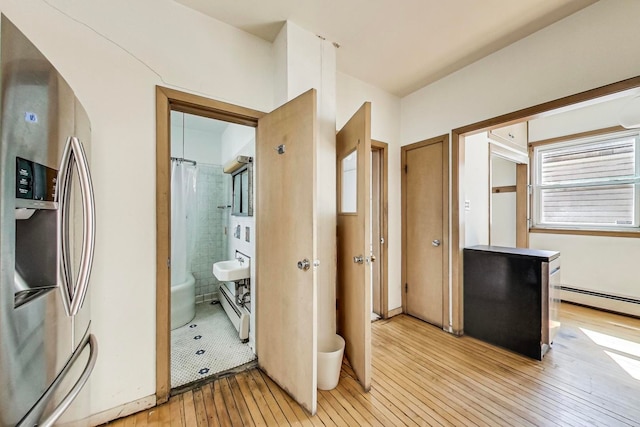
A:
561;286;640;317
219;285;250;340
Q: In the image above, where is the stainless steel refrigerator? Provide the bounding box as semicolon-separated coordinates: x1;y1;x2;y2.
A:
0;15;98;426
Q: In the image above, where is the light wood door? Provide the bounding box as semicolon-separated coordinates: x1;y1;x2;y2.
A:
403;138;446;327
336;102;372;391
256;89;318;414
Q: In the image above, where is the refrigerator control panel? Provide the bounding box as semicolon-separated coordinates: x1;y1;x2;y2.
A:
16;157;57;202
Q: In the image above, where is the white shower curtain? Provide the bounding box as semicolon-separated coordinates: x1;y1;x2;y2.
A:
171;160;198;286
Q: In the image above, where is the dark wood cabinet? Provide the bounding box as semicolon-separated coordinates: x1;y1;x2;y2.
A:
463;245;560;360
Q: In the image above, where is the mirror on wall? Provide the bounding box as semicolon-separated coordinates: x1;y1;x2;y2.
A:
232;165;253;216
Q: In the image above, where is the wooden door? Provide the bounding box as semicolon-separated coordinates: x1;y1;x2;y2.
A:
402;137;448;327
336;102;371;391
256;89;318;414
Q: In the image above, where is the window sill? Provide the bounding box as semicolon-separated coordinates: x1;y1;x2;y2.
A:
529;227;640;238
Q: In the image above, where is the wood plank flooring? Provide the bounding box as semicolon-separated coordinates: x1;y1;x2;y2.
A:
108;303;640;426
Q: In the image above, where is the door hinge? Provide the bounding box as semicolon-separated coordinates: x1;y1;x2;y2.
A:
404;164;408;174
405;283;408;293
167;258;171;268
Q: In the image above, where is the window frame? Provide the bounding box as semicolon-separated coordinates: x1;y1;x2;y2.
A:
532;128;640;233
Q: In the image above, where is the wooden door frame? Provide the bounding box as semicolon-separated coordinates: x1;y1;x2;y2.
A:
371;140;389;318
400;135;450;329
450;75;640;335
515;163;529;248
155;86;264;403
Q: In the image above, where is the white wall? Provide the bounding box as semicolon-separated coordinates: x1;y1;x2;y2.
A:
530;233;640;300
528;95;632;142
220;124;255;166
400;0;640;322
171;112;223;165
0;0;274;420
463;133;489;247
336;72;402;310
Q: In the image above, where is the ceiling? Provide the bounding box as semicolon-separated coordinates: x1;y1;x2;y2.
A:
175;0;597;97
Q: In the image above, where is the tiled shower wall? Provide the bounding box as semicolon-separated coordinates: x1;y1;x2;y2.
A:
191;164;230;300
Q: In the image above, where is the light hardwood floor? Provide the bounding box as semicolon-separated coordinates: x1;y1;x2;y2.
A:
108;303;640;426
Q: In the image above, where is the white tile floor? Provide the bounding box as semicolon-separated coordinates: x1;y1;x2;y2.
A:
171;302;256;389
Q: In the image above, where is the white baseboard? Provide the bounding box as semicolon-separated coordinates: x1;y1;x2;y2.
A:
561;288;640;317
87;395;156;426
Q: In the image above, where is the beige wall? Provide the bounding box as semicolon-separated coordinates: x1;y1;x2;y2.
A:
401;0;640;325
1;0;274;419
336;72;402;310
401;0;640;141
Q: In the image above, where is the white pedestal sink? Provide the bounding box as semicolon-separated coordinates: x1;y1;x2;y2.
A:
213;258;251;341
213;258;250;282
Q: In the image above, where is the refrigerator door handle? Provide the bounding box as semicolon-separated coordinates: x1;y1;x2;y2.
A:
68;136;96;315
57;137;75;315
57;136;95;316
17;332;98;427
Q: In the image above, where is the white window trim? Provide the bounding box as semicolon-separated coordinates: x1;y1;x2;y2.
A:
532;129;640;232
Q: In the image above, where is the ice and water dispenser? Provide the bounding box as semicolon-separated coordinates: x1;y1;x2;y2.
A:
14;157;58;307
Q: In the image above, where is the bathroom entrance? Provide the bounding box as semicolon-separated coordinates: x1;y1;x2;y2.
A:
156;87;329;414
167;110;258;391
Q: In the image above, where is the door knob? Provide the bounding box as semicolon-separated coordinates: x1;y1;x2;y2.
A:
297;259;310;271
353;255;364;264
432;239;441;247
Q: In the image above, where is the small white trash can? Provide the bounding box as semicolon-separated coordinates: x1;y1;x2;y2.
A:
317;334;345;390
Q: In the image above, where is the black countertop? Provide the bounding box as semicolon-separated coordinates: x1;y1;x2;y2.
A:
465;245;560;261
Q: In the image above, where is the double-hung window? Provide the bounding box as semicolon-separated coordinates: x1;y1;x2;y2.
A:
533;129;640;231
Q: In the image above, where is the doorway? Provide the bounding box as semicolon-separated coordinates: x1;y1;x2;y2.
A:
156;87;264;402
489;146;529;248
401;135;449;328
451;76;640;334
168;110;258;392
157;87;326;414
370;141;388;320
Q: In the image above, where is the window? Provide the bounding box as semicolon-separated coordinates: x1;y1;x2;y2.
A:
533;130;640;230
